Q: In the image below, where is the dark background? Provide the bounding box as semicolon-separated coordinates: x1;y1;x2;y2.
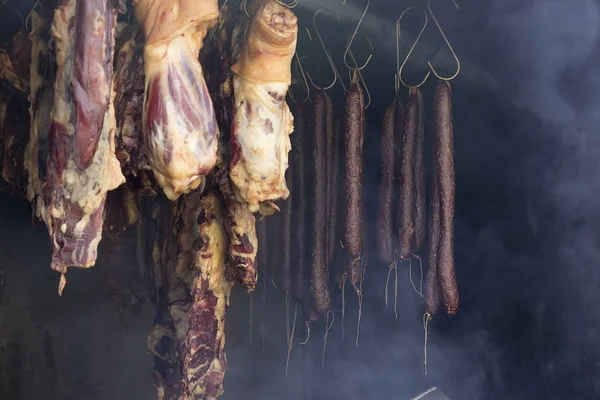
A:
2;0;600;399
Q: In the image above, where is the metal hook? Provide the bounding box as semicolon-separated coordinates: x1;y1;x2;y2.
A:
397;7;431;89
305;8;340;91
242;0;250;18
426;0;461;81
327;44;348;92
346;46;371;109
25;0;41;30
274;0;299;7
289;53;311;103
342;0;371;71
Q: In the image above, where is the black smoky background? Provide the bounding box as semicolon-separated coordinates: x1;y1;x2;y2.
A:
1;0;600;399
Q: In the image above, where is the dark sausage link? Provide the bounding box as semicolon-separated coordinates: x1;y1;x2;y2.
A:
310;91;331;315
413;88;426;251
343;72;365;286
434;81;459;316
325;93;338;268
394;101;405;239
398;88;418;260
377;99;397;264
425;150;441;315
291;104;307;306
281;162;293;293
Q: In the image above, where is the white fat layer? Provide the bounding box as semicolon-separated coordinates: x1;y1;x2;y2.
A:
143;34;218;200
230;76;293;212
45;1;124;271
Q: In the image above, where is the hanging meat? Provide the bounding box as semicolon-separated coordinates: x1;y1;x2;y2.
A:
180;191;232;399
1;28;31;195
25;11;54;213
291;103;307;307
1;98;29;192
309;91;331;318
114;25;145;176
214;162;258;292
37;0;125;287
229;0;298;213
344;71;365;287
133;0;220;200
397;87;419;260
377;99;398;264
433;81;459;316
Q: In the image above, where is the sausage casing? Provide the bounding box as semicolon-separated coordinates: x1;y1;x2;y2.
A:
434;81;459;316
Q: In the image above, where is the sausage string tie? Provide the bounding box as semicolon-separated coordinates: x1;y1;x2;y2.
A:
301;323;311;345
385;249;399;319
409;253;424;297
321;311;335;367
341;272;348;342
354;254;367;346
285;291;291;350
261;268;266;354
285;303;298;378
249;292;254;345
423;312;432;375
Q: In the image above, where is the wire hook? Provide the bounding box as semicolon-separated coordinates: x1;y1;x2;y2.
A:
289;53;311;103
397;7;431;89
274;0;299;7
242;0;250;18
342;0;371;71
346;46;371;109
305;8;340;91
426;0;461;81
327;44;349;92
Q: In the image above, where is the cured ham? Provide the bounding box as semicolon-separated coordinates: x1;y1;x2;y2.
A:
229;0;297;213
133;0;220;199
42;0;124;287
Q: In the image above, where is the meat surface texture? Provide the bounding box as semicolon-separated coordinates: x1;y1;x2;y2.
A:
134;0;220;200
214;163;258;292
42;0;124;281
25;12;54;213
181;192;232;399
114;26;145;176
229;1;298;213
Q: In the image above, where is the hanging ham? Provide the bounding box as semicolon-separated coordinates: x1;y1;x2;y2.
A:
133;0;220;200
40;0;125;289
229;0;297;213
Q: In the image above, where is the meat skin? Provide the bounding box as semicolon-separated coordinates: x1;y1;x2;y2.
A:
425;148;441;315
343;72;365;286
434;81;459;316
310;91;330;316
214;163;258;292
181;192;232;398
377;100;397;264
291;104;307;306
43;0;125;276
114;26;145;176
25;12;54;213
397;88;418;260
413;89;426;251
229;1;298;213
135;0;220;199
